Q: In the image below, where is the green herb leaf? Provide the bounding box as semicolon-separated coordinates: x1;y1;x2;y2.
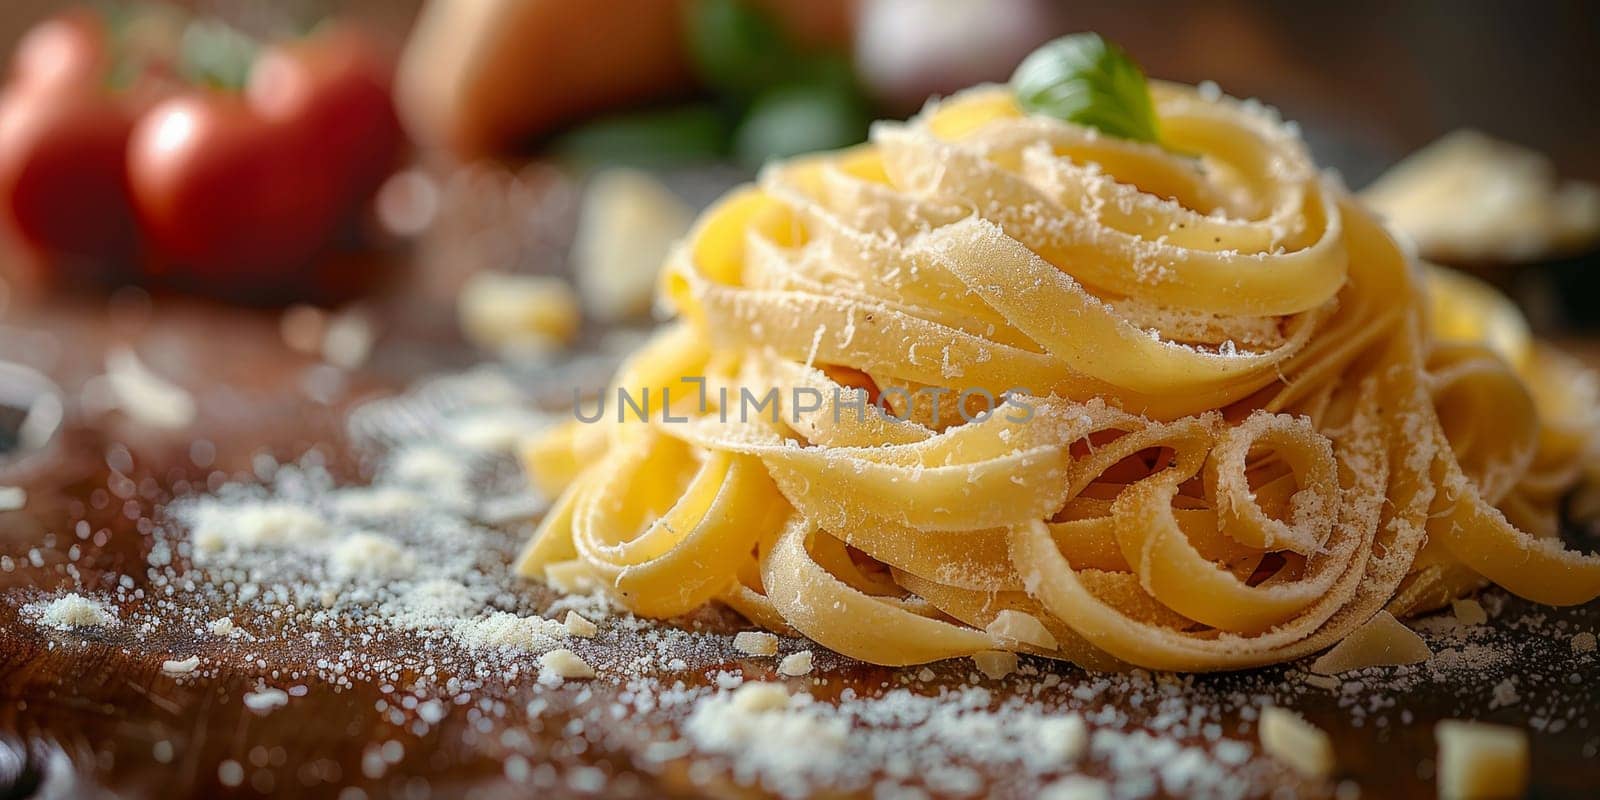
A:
684;0;795;98
552;105;731;169
1011;33;1160;144
178;18;259;91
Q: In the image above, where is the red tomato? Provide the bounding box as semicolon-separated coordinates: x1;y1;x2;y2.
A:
0;83;139;286
10;9;108;91
247;24;401;209
125;92;343;292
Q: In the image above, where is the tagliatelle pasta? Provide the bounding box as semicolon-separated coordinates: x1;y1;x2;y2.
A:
515;82;1600;671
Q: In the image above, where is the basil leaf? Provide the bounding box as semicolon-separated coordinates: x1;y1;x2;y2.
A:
1011;33;1160;145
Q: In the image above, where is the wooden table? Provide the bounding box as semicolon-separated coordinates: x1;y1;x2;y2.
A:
1;292;1598;800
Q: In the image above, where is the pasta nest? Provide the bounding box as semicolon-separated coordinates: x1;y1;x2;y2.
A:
518;83;1600;671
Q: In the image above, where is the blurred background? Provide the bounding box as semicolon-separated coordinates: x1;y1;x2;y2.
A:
0;1;1594;178
0;0;1595;364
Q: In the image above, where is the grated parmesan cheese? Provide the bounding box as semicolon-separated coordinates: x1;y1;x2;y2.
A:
778;650;813;677
0;486;25;511
1258;706;1334;780
243;688;289;714
538;648;595;681
1309;611;1431;674
190;501;330;558
457;272;581;352
1040;775;1109;800
733;631;779;657
1451;598;1488;626
162;656;201;675
563;610;597;638
104;347;197;429
731;682;791;712
34;593;116;629
1435;720;1528;799
327;532;416;579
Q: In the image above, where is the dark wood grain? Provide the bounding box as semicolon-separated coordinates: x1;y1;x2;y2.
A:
0;297;1597;800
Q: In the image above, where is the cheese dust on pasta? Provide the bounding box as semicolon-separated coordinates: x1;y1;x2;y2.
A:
515;50;1600;671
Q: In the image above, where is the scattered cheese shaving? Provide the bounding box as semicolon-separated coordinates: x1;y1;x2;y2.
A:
0;486;25;511
564;610;597;638
457;272;581;352
1451;598;1488;626
733;631;779;657
985;609;1058;651
1435;720;1528;799
572;168;693;322
243;688;289;714
105;347;197;430
778;650;814;677
1302;674;1340;691
538;648;596;680
1308;611;1431;674
161;656;200;675
972;650;1019;679
1258;706;1334;780
1361;129;1600;262
321;308;378;369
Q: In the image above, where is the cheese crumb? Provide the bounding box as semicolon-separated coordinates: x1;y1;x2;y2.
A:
563;610;598;638
0;486;26;511
539;648;596;680
1037;714;1088;762
573;168;693;322
105;347;197;429
1309;611;1431;674
1572;631;1597;654
208;617;236;637
730;682;790;712
1258;706;1335;779
1303;674;1340;691
778;650;814;677
733;631;779;657
190;501;329;557
162;656;201;675
1435;720;1528;799
36;593;116;629
1040;775;1109;800
328;532;415;579
243;688;289;714
457;272;581;352
1450;598;1488;626
973;650;1019;679
455;612;563;650
985;609;1058;650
